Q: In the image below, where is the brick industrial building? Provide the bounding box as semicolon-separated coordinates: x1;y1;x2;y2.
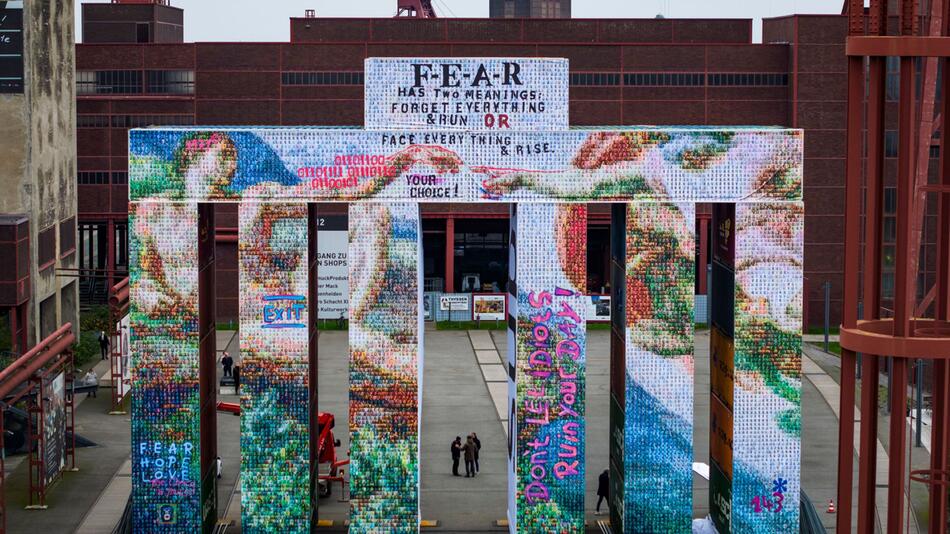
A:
74;0;897;327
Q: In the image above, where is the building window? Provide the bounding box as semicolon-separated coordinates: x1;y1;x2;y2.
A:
38;225;55;270
79;222;106;272
111;114;194;128
281;72;365;86
77;70;143;95
115;222;129;273
504;0;515;17
884;131;898;158
624;72;706;87
538;0;560;18
881;187;897;299
112;172;128;185
78;171;110;185
77;115;111;128
60;217;76;259
570;73;621;86
146;70;195;94
706;73;789;86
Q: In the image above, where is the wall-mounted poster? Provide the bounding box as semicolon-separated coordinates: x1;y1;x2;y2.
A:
317;215;348;320
0;1;23;94
43;372;66;486
588;295;611;322
423;294;433;321
439;294;469;311
472;294;505;321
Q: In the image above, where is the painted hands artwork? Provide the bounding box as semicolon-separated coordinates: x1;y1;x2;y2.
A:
129;128;802;204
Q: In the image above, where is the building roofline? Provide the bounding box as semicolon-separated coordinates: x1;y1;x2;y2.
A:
762;13;847;21
287;16;756;22
76;41;789;47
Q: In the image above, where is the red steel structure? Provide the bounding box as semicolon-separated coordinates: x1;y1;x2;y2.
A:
840;0;950;532
108;277;130;413
396;0;437;18
0;324;76;534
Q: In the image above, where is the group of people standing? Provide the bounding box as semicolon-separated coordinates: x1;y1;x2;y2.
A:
451;434;480;478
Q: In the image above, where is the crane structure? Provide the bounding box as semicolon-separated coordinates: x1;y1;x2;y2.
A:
396;0;437;18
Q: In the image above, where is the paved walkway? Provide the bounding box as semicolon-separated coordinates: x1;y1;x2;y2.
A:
4;328;872;533
68;329;239;534
803;343;926;533
6;356;129;534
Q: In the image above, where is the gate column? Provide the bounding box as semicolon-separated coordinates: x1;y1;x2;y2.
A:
507;203;587;533
348;203;423;532
129;202;202;532
239;203;312;532
618;202;696;532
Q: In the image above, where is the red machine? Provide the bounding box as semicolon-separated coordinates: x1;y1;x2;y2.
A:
215;404;348;496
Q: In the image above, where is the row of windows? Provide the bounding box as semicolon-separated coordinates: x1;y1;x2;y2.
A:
77;68;789;92
77;115;194;128
883;130;940;159
281;72;365;86
78;172;128;185
77;70;195;95
571;72;789;87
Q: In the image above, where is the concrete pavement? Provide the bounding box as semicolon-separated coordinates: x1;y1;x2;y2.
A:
2;328;859;533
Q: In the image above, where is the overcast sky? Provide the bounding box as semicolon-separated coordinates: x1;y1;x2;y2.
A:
75;0;842;44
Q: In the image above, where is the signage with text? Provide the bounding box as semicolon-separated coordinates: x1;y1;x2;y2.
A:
0;1;24;94
365;58;568;131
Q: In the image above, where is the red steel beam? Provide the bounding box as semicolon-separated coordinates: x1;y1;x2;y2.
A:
847;36;950;56
887;0;919;521
932;16;950;523
0;323;75;399
838;3;866;531
857;0;887;519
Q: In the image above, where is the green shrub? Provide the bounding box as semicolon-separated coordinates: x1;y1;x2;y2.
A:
73;305;112;370
74;330;101;370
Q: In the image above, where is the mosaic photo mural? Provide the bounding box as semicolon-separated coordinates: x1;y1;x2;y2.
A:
239;203;312;532
623;202;696;532
508;204;587;532
128;57;803;530
129;202;201;532
731;203;804;532
348;203;423;532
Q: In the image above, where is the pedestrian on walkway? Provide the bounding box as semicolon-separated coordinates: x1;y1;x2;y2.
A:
216;456;222;479
463;435;477;478
221;352;233;377
595;469;609;515
232;365;241;395
98;331;110;361
471;432;481;473
451;436;462;476
83;369;99;398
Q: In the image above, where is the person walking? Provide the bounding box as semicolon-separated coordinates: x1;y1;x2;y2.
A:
450;436;462;476
221;352;234;377
596;469;609;515
463;435;477;478
98;331;111;360
83;368;99;398
471;432;481;473
232;365;241;395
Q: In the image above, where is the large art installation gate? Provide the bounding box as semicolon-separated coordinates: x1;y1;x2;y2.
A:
128;58;804;533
